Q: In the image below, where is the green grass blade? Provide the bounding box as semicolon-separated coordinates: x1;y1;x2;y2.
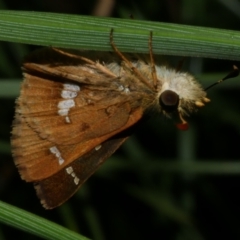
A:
0;201;90;240
0;10;240;60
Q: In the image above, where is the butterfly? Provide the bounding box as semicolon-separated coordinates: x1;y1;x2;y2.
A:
11;30;210;209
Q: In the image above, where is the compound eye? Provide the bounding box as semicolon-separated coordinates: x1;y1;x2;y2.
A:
159;90;179;112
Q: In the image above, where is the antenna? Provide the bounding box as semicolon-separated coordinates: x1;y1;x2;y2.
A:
205;65;239;91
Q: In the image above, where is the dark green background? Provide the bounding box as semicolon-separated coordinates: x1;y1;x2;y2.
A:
0;1;240;240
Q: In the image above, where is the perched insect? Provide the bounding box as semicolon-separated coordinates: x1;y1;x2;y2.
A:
11;30;238;209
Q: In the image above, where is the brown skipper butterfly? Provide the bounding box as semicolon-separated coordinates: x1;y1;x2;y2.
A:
11;29;237;209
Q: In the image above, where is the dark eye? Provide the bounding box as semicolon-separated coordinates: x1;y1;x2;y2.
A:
159;90;179;112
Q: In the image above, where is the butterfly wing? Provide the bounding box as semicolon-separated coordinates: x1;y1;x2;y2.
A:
11;48;145;183
35;134;128;209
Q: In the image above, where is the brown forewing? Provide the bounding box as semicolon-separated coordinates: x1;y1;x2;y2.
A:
11;48;146;183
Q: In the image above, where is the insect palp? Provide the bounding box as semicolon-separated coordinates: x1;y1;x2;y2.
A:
195;101;205;107
176;112;189;131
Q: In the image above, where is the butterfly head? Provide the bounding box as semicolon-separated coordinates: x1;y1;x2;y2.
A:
155;66;210;130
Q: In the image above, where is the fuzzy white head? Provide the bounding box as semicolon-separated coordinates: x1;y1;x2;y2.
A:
155;66;209;116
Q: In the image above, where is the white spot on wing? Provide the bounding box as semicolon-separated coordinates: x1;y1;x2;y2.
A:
58;99;75;109
74;177;80;185
65;166;80;185
66;166;73;174
61;90;78;99
63;83;80;92
65;116;70;123
58;83;80;123
49;146;64;165
58;109;69;116
118;85;124;91
95;145;102;151
71;172;76;177
124;87;130;94
117;84;130;94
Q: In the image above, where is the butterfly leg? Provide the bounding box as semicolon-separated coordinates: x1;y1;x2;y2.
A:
148;31;158;88
50;48;117;78
109;28;156;91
